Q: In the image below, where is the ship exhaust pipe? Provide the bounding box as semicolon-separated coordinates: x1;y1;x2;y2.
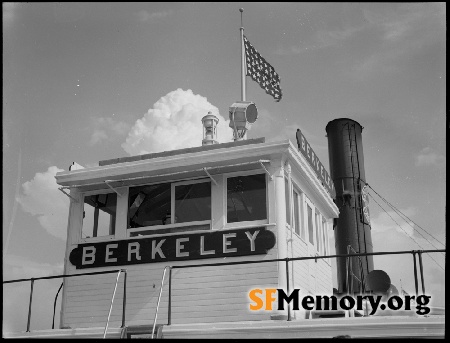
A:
326;118;374;294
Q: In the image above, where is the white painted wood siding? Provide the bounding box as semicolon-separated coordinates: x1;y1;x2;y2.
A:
61;231;279;328
287;229;333;295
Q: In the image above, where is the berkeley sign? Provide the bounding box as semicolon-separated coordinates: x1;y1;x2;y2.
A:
296;128;336;198
69;227;276;269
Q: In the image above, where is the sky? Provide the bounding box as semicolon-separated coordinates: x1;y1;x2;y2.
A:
2;2;446;332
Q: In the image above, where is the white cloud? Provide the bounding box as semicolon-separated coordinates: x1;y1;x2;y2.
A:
275;25;362;56
89;117;130;146
122;88;233;155
371;206;416;237
3;255;65;333
329;206;445;305
136;9;173;22
370;210;445;306
415;147;445;167
4;254;64;280
17;166;69;240
354;4;445;78
89;129;108;145
2;3;17;26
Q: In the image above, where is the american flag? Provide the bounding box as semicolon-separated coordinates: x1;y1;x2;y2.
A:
243;35;282;102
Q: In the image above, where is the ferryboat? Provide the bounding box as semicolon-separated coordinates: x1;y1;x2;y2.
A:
3;109;445;338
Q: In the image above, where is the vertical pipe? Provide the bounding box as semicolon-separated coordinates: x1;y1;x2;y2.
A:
412;252;419;297
26;278;35;332
121;270;127;328
168;267;172;325
418;251;426;294
286;260;291;321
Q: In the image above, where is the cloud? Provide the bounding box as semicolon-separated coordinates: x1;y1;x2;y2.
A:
122;88;233;155
415;147;445;167
2;3;17;26
353;4;445;77
4;254;64;280
89;117;130;146
3;255;65;333
369;209;445;306
136;9;173;22
275;25;362;56
17;166;69;240
371;206;416;237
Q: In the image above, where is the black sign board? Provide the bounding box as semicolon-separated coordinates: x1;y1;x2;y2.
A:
69;227;276;269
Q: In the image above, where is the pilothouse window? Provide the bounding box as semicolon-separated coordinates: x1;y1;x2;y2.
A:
128;180;211;232
227;174;267;223
175;182;211;223
129;183;171;228
82;192;117;238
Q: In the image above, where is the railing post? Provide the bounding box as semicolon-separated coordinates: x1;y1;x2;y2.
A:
168;267;172;326
412;251;419;296
286;259;291;321
103;270;122;339
121;270;127;328
26;278;35;332
418;251;426;294
152;267;168;339
52;282;64;329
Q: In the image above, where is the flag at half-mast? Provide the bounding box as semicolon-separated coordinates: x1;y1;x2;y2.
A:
243;35;282;102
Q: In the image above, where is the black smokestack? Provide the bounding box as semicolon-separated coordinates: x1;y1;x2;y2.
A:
325;118;374;294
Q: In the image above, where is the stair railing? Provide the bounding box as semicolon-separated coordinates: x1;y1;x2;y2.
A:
152;266;171;339
103;270;123;339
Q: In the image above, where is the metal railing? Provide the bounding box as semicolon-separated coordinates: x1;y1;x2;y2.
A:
3;249;444;335
3;269;128;333
346;245;367;295
153;249;444;326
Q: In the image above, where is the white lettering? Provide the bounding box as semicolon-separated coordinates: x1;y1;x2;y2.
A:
82;246;96;265
152;239;166;259
245;230;260;252
105;244;118;263
223;233;237;253
200;236;215;255
176;237;190;257
128;242;141;261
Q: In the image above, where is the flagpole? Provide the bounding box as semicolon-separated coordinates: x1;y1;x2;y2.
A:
240;8;246;102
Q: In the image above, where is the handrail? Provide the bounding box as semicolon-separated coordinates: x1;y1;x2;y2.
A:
164;249;445;325
52;282;64;329
152;266;171;339
346;245;366;294
3;269;127;333
103;270;122;339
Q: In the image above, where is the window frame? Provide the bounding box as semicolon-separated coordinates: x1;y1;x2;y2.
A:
290;187;305;243
80;189;118;243
304;196;316;251
315;210;323;255
128;178;212;237
224;170;269;229
322;217;331;265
